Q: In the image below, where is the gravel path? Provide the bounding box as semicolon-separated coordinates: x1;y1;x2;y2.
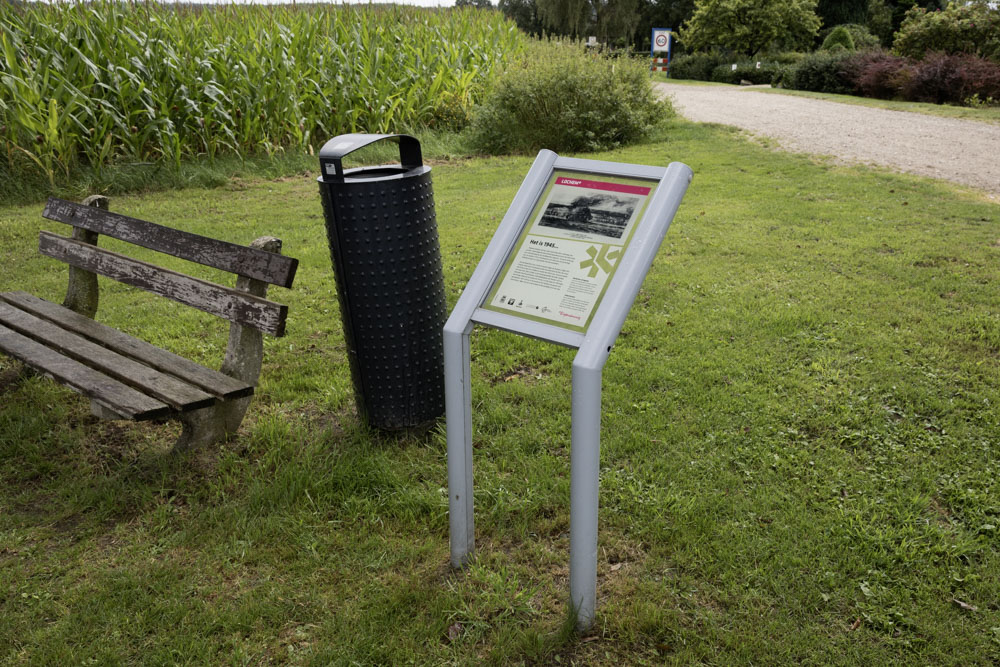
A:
655;82;1000;198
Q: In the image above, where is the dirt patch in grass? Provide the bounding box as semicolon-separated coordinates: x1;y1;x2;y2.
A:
490;365;547;385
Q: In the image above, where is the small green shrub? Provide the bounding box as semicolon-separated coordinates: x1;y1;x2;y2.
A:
787;49;854;93
820;24;880;51
668;52;729;81
822;25;856;51
469;47;672;154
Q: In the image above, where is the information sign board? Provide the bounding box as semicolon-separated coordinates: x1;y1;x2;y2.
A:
481;171;657;333
443;149;692;631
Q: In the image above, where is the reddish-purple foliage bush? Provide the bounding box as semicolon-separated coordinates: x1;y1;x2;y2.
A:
843;50;907;99
899;51;1000;104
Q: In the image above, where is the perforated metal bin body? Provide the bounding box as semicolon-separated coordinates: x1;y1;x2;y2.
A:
318;134;446;430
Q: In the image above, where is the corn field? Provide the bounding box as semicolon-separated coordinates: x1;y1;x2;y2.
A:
0;1;526;184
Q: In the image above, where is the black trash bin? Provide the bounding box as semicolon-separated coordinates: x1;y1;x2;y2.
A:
318;133;446;430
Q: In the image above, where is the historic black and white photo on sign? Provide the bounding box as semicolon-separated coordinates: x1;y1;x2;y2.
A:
537;189;641;240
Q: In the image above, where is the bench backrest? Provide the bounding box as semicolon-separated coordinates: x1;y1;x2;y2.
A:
41;197;298;336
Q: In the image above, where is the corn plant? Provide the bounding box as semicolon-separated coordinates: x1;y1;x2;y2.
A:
0;1;525;182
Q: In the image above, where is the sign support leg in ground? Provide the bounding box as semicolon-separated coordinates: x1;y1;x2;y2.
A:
570;361;602;630
445;323;475;567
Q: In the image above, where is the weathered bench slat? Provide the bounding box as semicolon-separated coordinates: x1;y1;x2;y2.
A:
0;292;254;400
0;301;217;412
39;232;289;336
0;323;171;421
43;198;299;288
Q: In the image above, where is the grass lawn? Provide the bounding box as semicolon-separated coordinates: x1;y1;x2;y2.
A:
1;120;999;664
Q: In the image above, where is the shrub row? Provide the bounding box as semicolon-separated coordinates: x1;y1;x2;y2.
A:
785;49;1000;106
669;52;789;85
668;52;730;81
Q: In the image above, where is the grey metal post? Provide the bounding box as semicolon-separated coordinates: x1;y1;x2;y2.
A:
570;361;602;629
444;321;475;567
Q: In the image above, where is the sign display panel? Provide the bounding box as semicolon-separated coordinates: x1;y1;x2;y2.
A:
481;170;657;333
652;28;671;54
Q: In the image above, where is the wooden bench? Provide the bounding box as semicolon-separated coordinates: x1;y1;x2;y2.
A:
0;195;298;450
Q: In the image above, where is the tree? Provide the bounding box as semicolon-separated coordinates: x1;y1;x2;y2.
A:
637;0;697;51
595;0;642;46
535;0;593;36
866;0;895;46
679;0;821;56
816;0;868;28
499;0;546;34
883;0;946;36
456;0;494;7
893;0;1000;62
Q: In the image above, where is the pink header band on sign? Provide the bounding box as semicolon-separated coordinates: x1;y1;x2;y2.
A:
555;177;651;196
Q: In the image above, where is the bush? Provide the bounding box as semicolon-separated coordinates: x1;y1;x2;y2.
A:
822;26;856;51
842;50;907;99
835;49;1000;105
771;65;793;87
770;51;808;65
786;50;854;93
710;61;786;85
668;52;729;81
893;1;1000;63
898;51;1000;105
468;48;672;154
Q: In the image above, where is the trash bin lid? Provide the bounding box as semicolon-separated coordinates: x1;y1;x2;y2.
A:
319;133;423;181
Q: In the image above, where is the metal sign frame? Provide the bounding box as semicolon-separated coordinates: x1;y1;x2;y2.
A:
443;149;692;630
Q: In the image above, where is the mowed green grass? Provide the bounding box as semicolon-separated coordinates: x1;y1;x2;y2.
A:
1;120;999;664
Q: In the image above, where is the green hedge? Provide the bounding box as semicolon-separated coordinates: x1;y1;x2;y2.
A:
710;61;785;85
786;50;854;94
668;52;730;81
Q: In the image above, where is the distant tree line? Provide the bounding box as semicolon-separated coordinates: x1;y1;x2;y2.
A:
496;0;948;53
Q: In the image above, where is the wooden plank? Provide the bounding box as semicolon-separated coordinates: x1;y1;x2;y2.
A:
0;323;171;421
0;292;254;400
39;232;289;336
43;197;298;288
0;301;217;412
